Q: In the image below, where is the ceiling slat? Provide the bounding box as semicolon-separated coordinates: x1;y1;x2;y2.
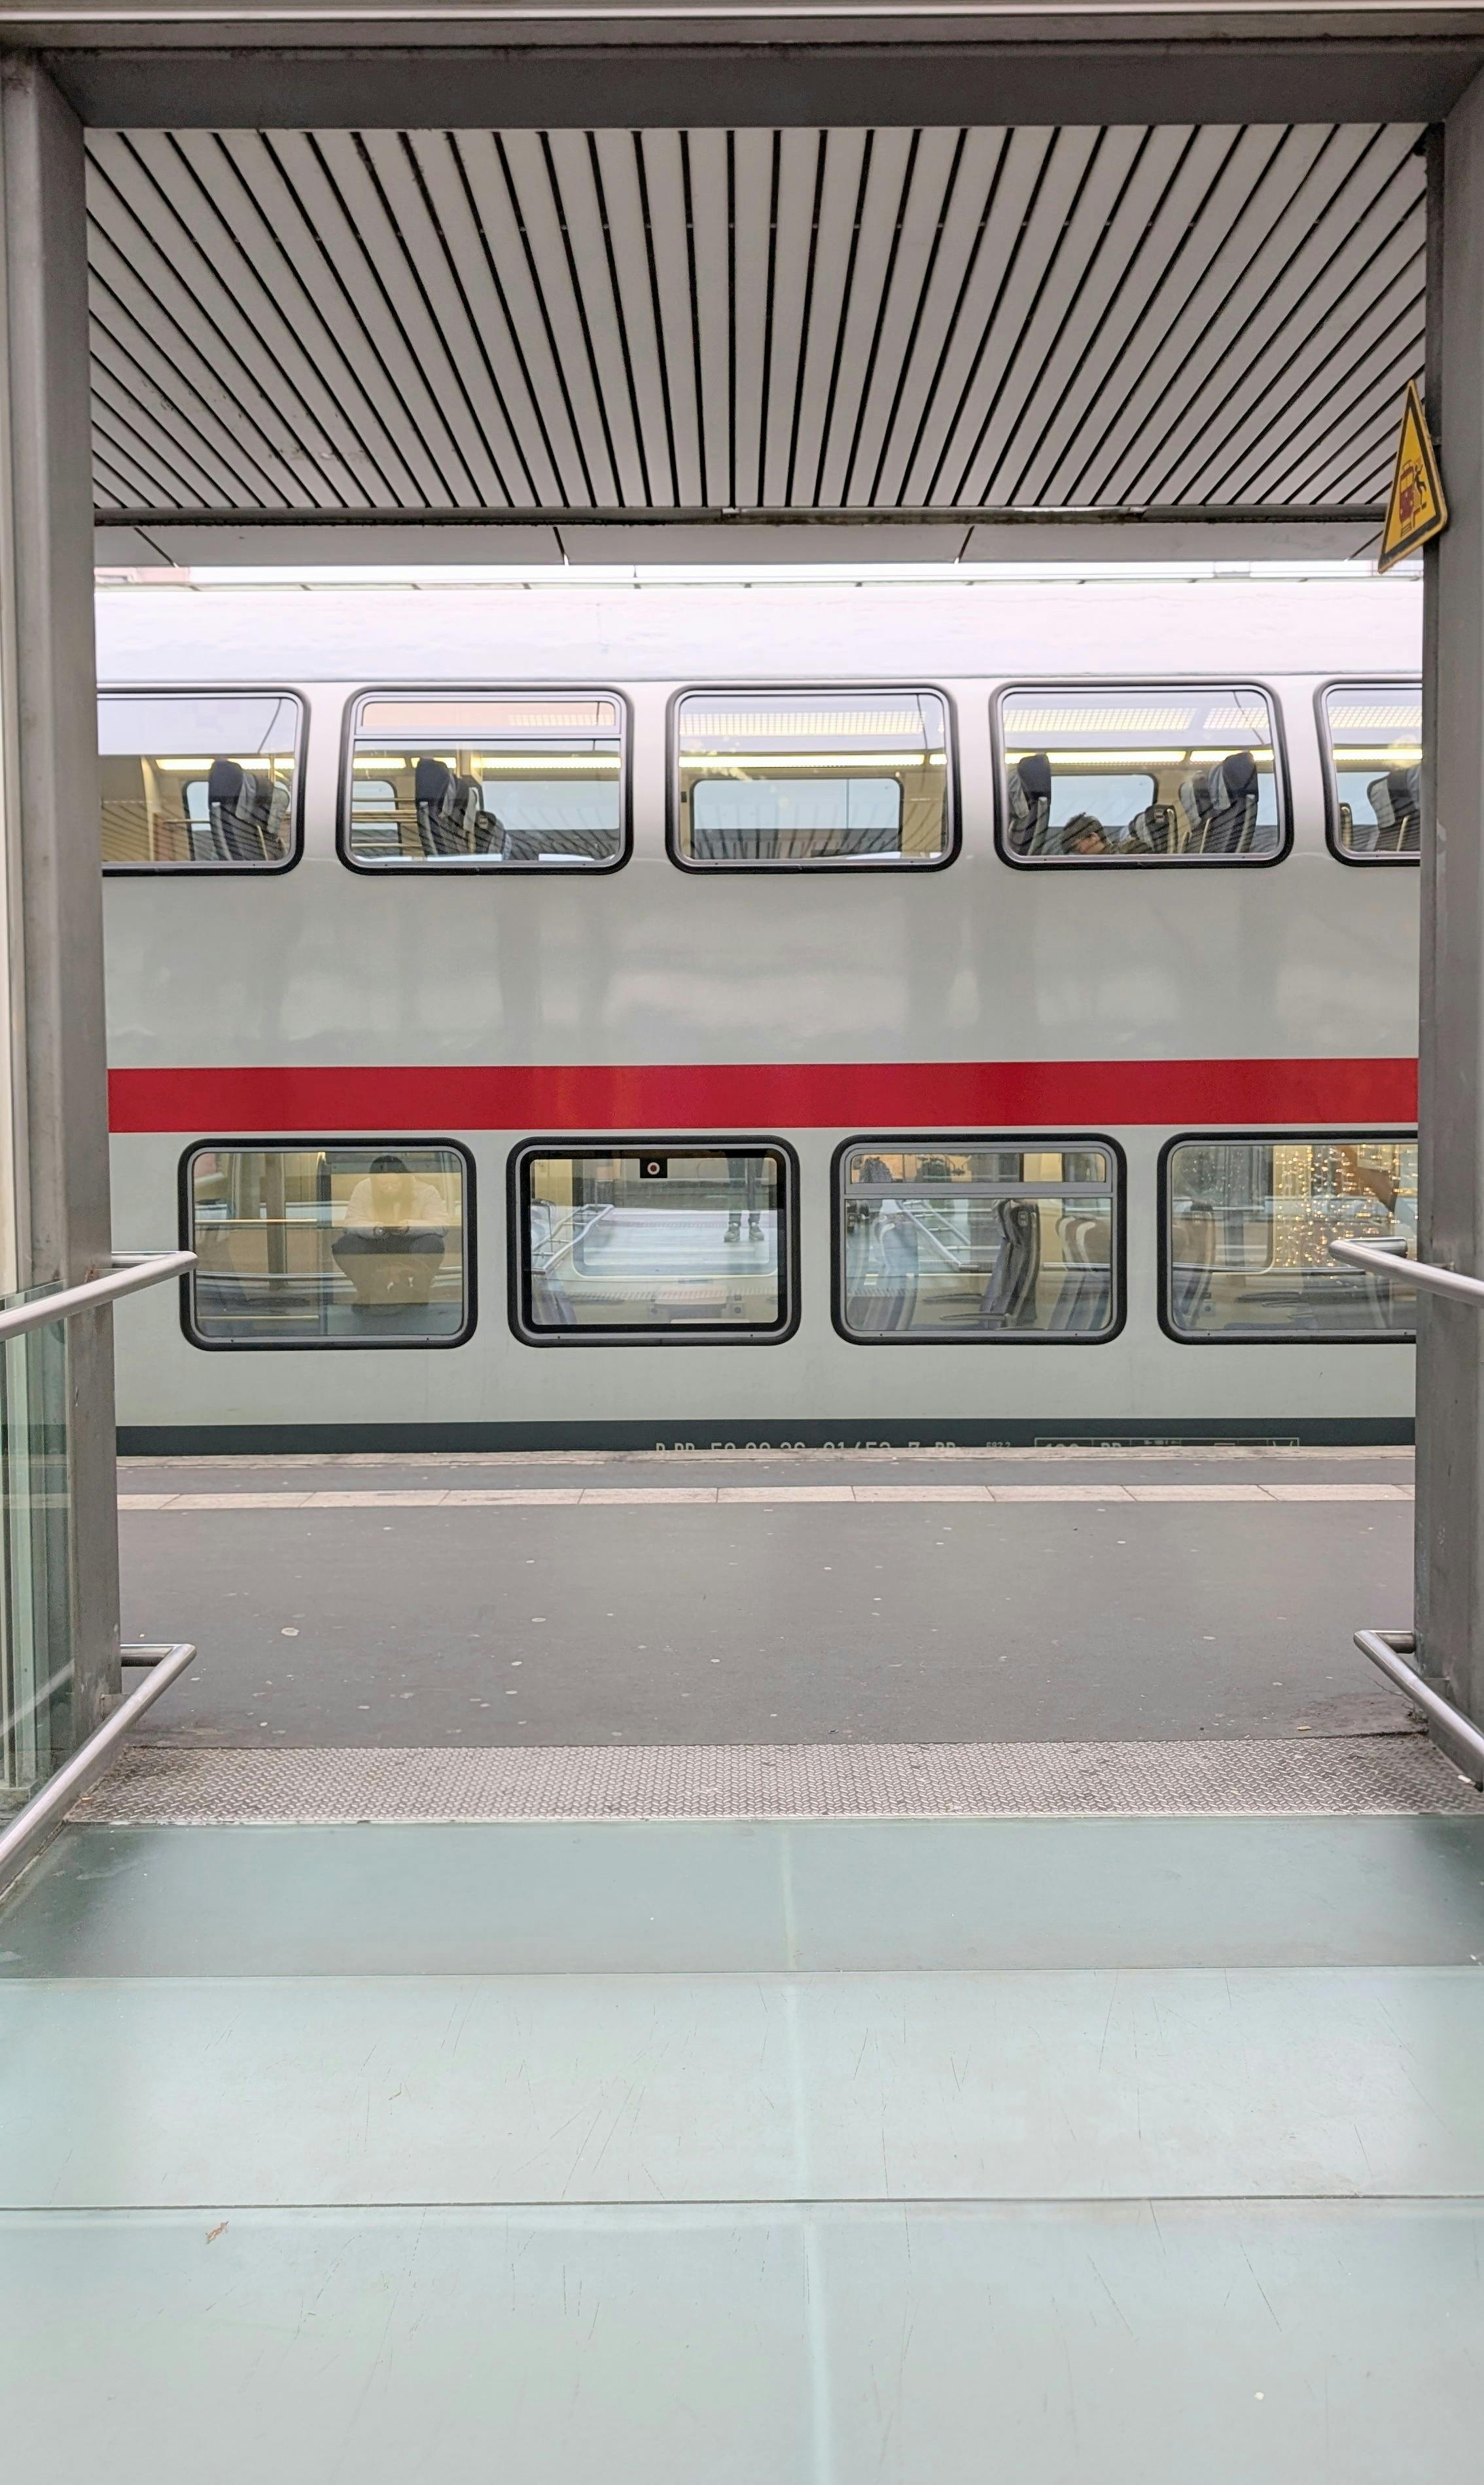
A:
86;121;1426;524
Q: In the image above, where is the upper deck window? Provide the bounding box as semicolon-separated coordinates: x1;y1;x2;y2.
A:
673;690;952;867
998;685;1283;864
99;692;301;871
343;693;626;870
1322;685;1422;858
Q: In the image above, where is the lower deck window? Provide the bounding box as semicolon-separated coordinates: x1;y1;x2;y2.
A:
516;1146;792;1338
838;1141;1120;1340
185;1145;471;1346
1163;1136;1417;1339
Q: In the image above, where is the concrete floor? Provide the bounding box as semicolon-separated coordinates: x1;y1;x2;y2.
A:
5;1812;1484;2482
118;1448;1417;1746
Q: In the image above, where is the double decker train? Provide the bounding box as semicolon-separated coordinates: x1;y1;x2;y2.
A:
98;562;1421;1452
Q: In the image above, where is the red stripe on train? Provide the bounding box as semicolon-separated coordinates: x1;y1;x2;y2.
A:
107;1058;1420;1134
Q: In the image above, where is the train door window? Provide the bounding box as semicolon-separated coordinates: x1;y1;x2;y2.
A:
343;693;627;869
997;685;1284;863
672;690;953;866
183;1143;472;1348
1161;1135;1417;1340
836;1140;1121;1341
1320;685;1422;859
99;691;302;870
513;1145;796;1340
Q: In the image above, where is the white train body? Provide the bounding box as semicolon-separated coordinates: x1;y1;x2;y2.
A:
99;567;1421;1450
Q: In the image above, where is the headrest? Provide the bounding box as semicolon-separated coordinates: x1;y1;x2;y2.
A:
1016;751;1052;802
207;757;244;807
1388;767;1421;815
1216;749;1258;798
415;755;453;806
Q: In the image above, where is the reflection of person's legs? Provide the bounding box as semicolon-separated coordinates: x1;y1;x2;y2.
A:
333;1228;446;1303
724;1155;763;1243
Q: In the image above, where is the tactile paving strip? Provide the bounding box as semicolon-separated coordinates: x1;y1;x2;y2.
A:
71;1736;1484;1823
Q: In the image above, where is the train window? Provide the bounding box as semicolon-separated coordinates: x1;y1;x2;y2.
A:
998;685;1283;863
1321;685;1422;859
1161;1136;1417;1342
514;1145;796;1340
836;1141;1120;1342
343;693;626;869
672;690;952;867
183;1144;472;1348
99;691;302;871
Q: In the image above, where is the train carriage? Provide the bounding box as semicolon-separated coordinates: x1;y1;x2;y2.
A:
97;564;1421;1451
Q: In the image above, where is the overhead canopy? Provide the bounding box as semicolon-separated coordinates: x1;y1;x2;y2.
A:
86;118;1425;563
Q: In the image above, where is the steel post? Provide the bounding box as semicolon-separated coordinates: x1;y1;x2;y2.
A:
0;58;119;1751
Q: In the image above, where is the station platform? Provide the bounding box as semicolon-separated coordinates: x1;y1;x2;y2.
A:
6;1442;1481;2479
118;1442;1417;1749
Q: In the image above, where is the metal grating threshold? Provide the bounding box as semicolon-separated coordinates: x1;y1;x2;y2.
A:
71;1735;1484;1824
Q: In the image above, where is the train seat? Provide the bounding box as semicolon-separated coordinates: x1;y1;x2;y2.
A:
1050;1212;1112;1331
1005;751;1053;855
1170;1204;1217;1327
1368;766;1421;853
1178;753;1258;855
206;758;289;863
847;1272;919;1331
506;825;618;863
455;776;505;857
413;756;472;855
979;1199;1042;1327
1123;801;1177;853
1202;751;1260;853
1176;768;1211;851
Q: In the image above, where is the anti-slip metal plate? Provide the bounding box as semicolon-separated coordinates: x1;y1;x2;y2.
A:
71;1734;1483;1824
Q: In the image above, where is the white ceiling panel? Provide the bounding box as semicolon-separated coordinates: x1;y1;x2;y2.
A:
86;122;1426;526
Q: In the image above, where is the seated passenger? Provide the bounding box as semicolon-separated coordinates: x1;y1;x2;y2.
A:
332;1154;448;1306
1061;812;1110;857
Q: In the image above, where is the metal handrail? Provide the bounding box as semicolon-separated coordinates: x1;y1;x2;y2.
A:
0;1247;194;1345
1329;1232;1484;1783
1330;1234;1484;1306
0;1641;196;1895
1355;1629;1484;1786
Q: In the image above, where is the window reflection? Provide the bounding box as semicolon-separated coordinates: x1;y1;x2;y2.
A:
186;1146;469;1345
344;694;624;867
521;1149;788;1334
1001;686;1282;861
675;691;951;864
840;1144;1118;1339
1165;1137;1417;1338
99;693;300;868
1322;686;1422;855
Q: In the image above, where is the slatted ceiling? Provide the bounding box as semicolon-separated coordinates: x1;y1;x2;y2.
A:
1163;145;1423;503
85;123;1427;524
1103;128;1424;509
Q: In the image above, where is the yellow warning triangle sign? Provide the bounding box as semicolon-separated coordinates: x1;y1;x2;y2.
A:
1379;380;1448;572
